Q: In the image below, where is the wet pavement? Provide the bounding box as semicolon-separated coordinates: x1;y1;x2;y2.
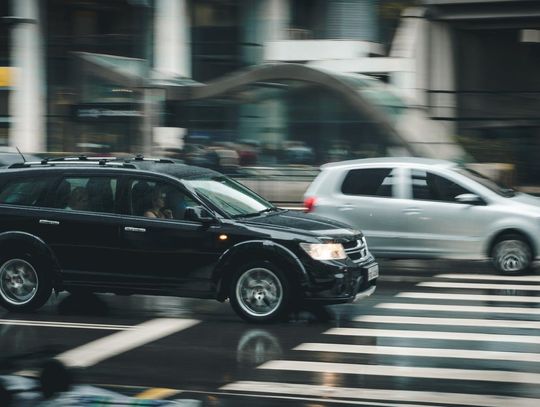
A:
2;259;540;406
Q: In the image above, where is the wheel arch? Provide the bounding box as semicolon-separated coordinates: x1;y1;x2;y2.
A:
213;240;309;302
486;228;536;259
0;231;62;290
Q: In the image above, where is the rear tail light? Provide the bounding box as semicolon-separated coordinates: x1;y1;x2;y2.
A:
304;196;317;212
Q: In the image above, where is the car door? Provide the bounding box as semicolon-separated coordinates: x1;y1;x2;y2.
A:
332;166;410;256
400;167;491;258
36;172;127;288
119;176;222;296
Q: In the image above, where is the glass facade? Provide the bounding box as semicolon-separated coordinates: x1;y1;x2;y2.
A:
191;0;243;82
0;2;10;145
45;0;152;153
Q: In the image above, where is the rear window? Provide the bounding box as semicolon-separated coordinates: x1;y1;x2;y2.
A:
0;177;52;206
341;168;397;197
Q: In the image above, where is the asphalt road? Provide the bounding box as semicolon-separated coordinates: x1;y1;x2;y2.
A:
2;259;540;407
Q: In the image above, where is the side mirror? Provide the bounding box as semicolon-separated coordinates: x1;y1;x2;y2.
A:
184;206;215;224
455;193;483;205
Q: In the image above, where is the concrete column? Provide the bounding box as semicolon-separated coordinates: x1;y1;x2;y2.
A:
428;21;457;135
154;0;191;77
9;0;46;152
239;0;289;152
263;0;290;42
242;0;289;65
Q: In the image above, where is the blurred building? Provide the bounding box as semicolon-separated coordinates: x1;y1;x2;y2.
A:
2;1;539;182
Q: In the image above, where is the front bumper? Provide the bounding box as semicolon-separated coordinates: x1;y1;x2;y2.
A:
302;257;378;304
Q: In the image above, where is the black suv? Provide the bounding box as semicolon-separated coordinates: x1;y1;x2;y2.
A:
0;156;378;322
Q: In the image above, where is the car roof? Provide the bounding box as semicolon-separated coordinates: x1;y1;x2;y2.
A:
321;156;457;171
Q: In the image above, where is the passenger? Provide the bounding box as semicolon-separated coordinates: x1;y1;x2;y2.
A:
65;187;89;211
144;188;173;219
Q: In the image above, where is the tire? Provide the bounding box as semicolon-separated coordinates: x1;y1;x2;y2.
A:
491;234;532;275
0;253;52;312
229;261;291;323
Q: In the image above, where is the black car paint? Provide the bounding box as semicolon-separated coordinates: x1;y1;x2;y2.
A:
0;163;377;310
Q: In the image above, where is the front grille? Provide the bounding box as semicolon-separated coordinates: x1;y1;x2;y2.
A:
344;237;369;263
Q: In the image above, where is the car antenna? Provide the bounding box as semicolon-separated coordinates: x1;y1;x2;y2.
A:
15;146;27;163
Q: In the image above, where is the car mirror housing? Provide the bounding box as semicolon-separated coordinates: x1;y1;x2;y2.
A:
455;193;483;205
185;206;215;224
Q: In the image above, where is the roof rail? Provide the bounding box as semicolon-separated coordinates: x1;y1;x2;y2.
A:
6;154;176;169
45;155;118;163
130;154;175;164
7;160;137;169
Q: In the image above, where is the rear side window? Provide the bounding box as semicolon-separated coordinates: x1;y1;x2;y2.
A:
0;178;51;206
51;177;119;214
341;168;397;197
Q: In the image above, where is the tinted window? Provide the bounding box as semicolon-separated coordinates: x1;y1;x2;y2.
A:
411;170;470;202
0;178;51;206
51;177;118;213
341;168;397;197
129;179;197;220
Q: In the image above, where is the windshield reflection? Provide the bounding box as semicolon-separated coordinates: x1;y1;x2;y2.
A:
458;167;515;197
185;176;274;218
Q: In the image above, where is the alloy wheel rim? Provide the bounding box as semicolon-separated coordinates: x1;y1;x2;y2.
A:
236;267;283;317
495;240;530;273
0;259;38;305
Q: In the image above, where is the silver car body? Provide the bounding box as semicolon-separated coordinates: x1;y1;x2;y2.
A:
305;157;540;261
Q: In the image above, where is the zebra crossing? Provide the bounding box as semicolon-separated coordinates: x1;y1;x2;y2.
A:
220;271;540;406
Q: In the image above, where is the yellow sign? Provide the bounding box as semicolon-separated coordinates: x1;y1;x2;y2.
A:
0;67;13;87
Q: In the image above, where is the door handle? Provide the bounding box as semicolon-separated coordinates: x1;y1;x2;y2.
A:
339;203;355;211
124;226;146;233
39;219;60;225
402;207;421;215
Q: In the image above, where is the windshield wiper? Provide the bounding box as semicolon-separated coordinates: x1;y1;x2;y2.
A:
258;207;279;215
232;207;279;219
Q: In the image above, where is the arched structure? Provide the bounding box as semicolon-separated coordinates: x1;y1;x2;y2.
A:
163;63;465;161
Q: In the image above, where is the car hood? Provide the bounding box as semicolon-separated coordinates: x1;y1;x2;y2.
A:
510;193;540;211
243;210;362;240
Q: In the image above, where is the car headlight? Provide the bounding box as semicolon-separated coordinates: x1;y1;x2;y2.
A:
299;243;347;261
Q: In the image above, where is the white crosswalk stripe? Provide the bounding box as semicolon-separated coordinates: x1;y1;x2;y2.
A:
295;343;540;363
220;271;540;406
376;302;540;315
397;291;540;303
354;314;540;329
418;281;540;291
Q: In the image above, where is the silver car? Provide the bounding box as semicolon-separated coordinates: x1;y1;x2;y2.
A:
304;157;540;274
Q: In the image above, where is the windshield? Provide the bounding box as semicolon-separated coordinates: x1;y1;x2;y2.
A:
184;175;275;218
456;167;516;198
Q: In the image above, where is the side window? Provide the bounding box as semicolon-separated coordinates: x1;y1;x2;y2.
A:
0;178;51;206
412;170;470;203
341;168;397;197
129;179;196;220
51;177;118;214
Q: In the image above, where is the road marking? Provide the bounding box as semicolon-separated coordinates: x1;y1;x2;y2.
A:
135;387;182;399
397;292;540;303
354;315;540;329
220;381;540;407
436;273;540;282
376;302;540;316
295;343;540;363
0;319;131;330
418;281;540;291
325;327;540;344
56;318;199;368
259;360;540;385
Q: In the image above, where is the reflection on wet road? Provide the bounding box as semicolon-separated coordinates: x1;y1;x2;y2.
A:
1;260;540;406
